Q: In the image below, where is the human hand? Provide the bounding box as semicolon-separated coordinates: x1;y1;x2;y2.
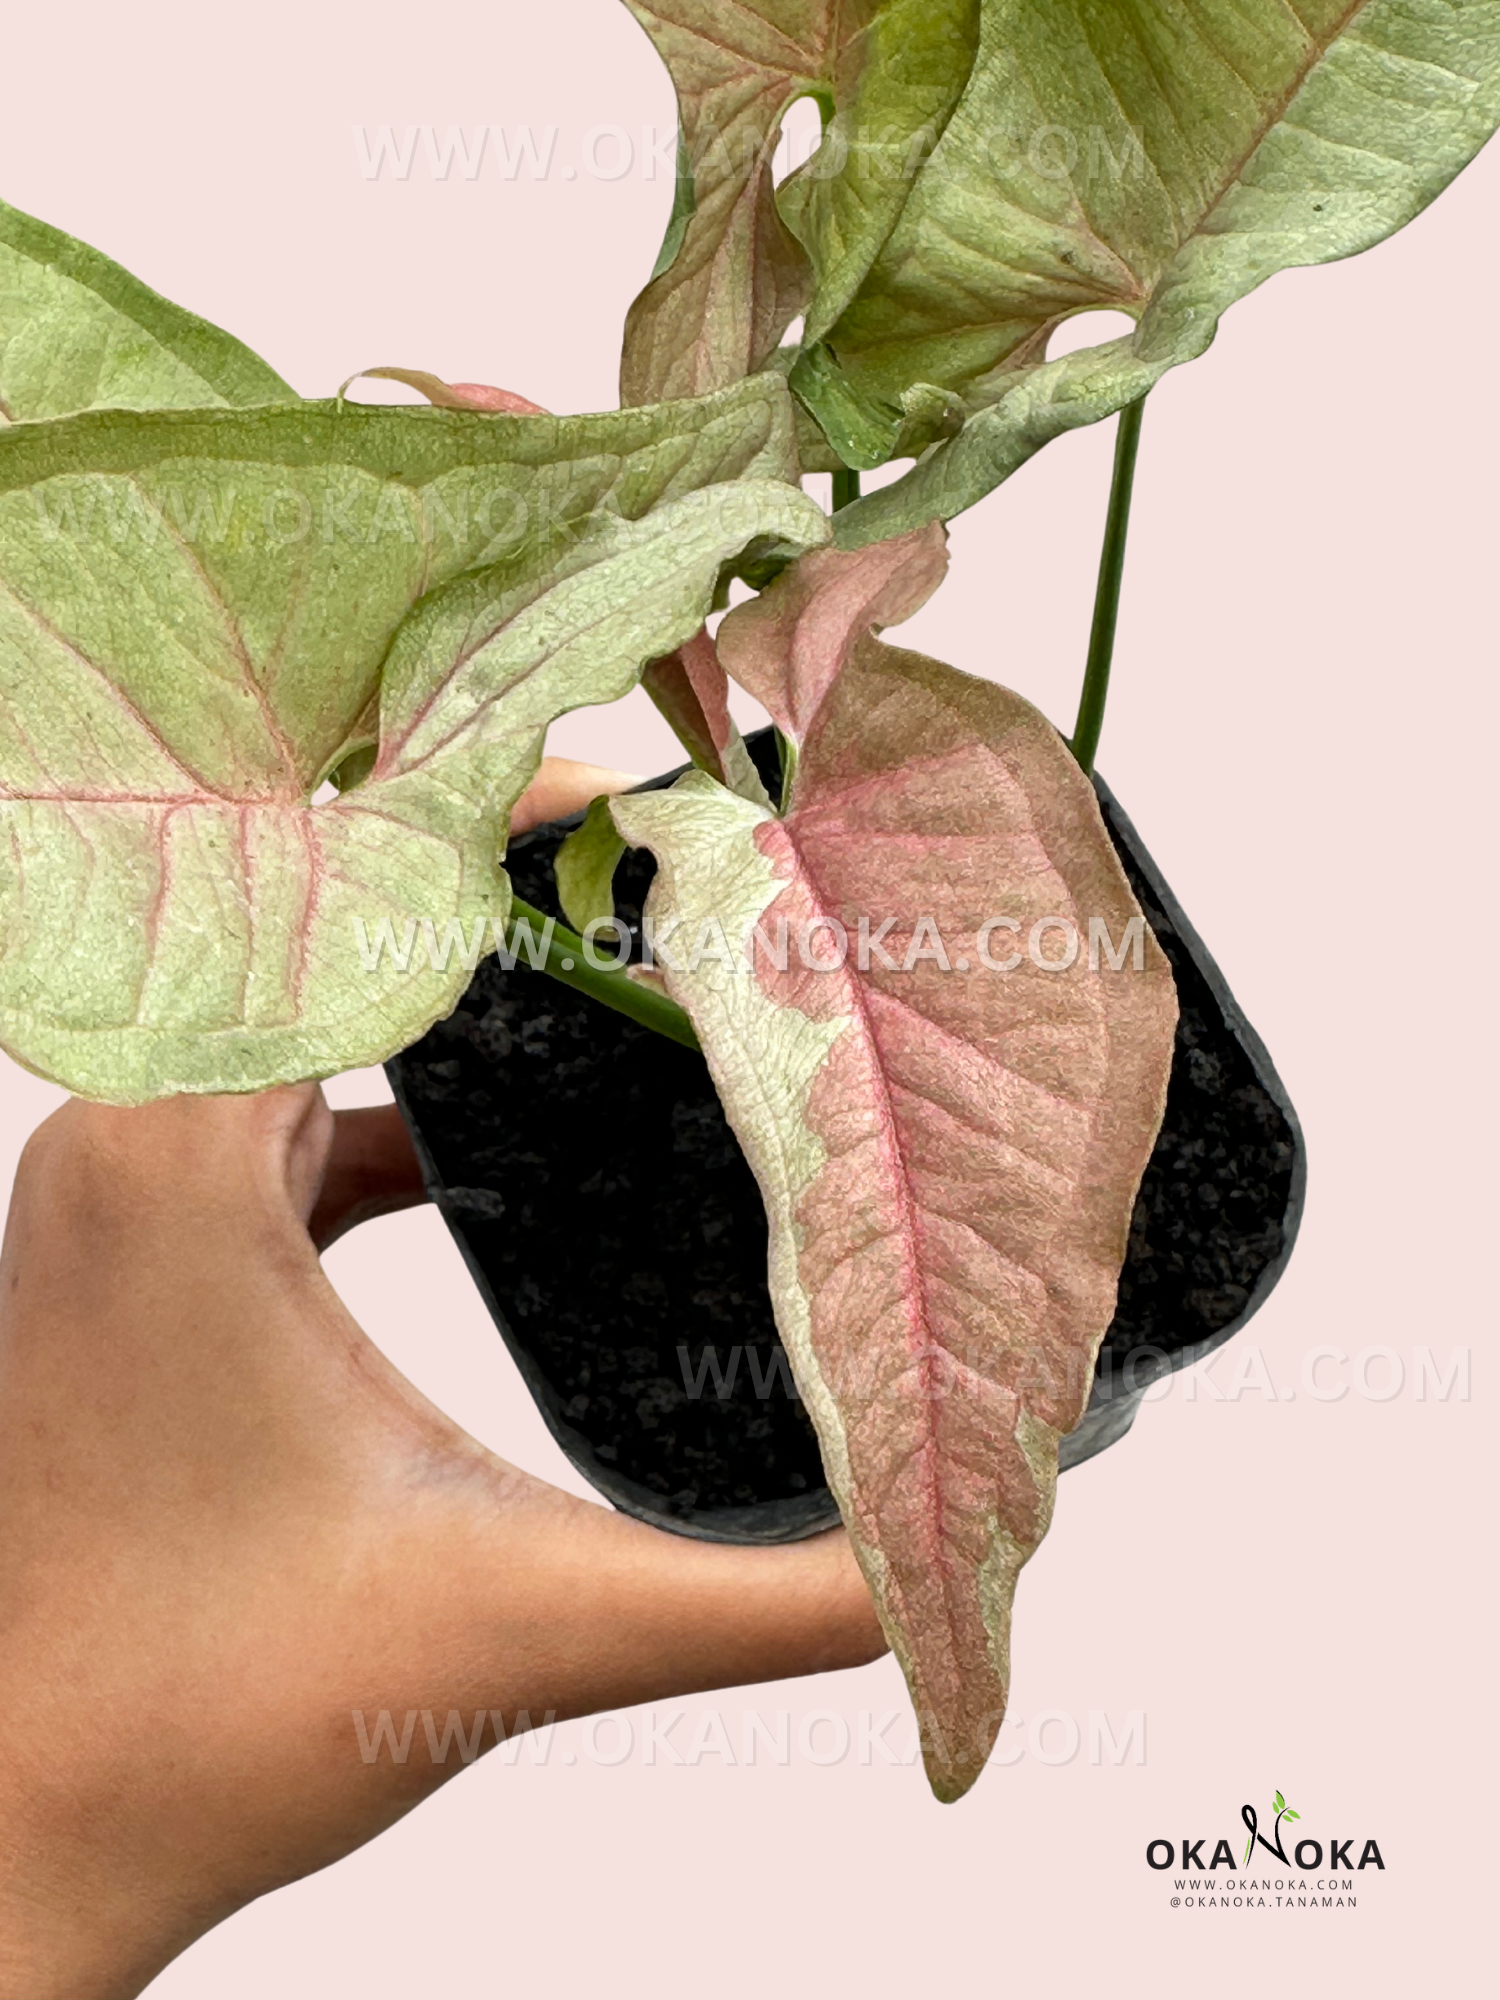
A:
0;761;886;2000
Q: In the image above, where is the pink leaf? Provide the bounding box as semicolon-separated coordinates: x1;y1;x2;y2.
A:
718;521;949;741
446;381;549;415
615;542;1176;1798
643;629;736;782
340;367;548;414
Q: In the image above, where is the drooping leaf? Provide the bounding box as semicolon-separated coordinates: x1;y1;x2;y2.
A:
341;366;549;414
0;383;825;1100
618;0;980;404
0;197;295;422
556;795;631;934
642;627;771;805
805;0;1500;541
612;536;1176;1798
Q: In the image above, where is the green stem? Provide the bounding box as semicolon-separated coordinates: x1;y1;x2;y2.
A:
831;466;861;511
1070;395;1146;778
504;895;700;1052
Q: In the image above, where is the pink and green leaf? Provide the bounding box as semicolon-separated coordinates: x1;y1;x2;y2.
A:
613;541;1176;1798
618;0;979;404
340;367;548;415
0;385;825;1101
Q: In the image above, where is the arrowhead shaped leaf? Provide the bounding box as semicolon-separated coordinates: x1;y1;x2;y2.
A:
0;383;825;1099
612;537;1176;1798
619;0;979;404
0;197;295;422
805;0;1500;540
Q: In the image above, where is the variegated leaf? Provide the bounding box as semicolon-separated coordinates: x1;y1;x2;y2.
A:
811;0;1500;538
613;535;1176;1797
619;0;979;403
0;384;825;1099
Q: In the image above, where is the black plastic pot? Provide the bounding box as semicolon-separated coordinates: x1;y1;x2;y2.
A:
388;733;1304;1544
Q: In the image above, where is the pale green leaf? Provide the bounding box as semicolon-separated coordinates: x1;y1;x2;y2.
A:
775;0;981;345
806;0;1500;539
0;383;825;1100
0;197;296;422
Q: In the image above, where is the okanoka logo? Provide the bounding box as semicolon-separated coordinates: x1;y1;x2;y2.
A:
1146;1789;1386;1881
1242;1789;1302;1866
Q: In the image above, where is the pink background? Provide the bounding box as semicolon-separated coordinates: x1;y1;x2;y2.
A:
2;3;1495;1991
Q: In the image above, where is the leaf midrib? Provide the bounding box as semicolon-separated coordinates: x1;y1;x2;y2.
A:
779;811;964;1616
1161;0;1374;269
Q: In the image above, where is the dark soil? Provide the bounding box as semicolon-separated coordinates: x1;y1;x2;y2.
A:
389;736;1303;1541
1091;779;1304;1395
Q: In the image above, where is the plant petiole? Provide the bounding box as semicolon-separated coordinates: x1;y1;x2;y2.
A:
1070;395;1146;778
831;466;861;511
503;894;700;1052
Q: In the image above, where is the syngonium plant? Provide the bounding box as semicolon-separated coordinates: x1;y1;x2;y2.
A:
0;1;1495;1802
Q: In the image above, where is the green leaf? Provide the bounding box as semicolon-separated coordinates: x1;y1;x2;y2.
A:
1275;1791;1285;1811
773;343;963;471
0;197;296;422
618;0;979;405
775;0;982;347
786;340;905;471
0;383;825;1100
648;121;699;282
1284;1809;1301;1821
556;795;630;934
810;0;1500;541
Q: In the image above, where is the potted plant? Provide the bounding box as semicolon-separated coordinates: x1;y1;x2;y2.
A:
0;0;1493;1804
